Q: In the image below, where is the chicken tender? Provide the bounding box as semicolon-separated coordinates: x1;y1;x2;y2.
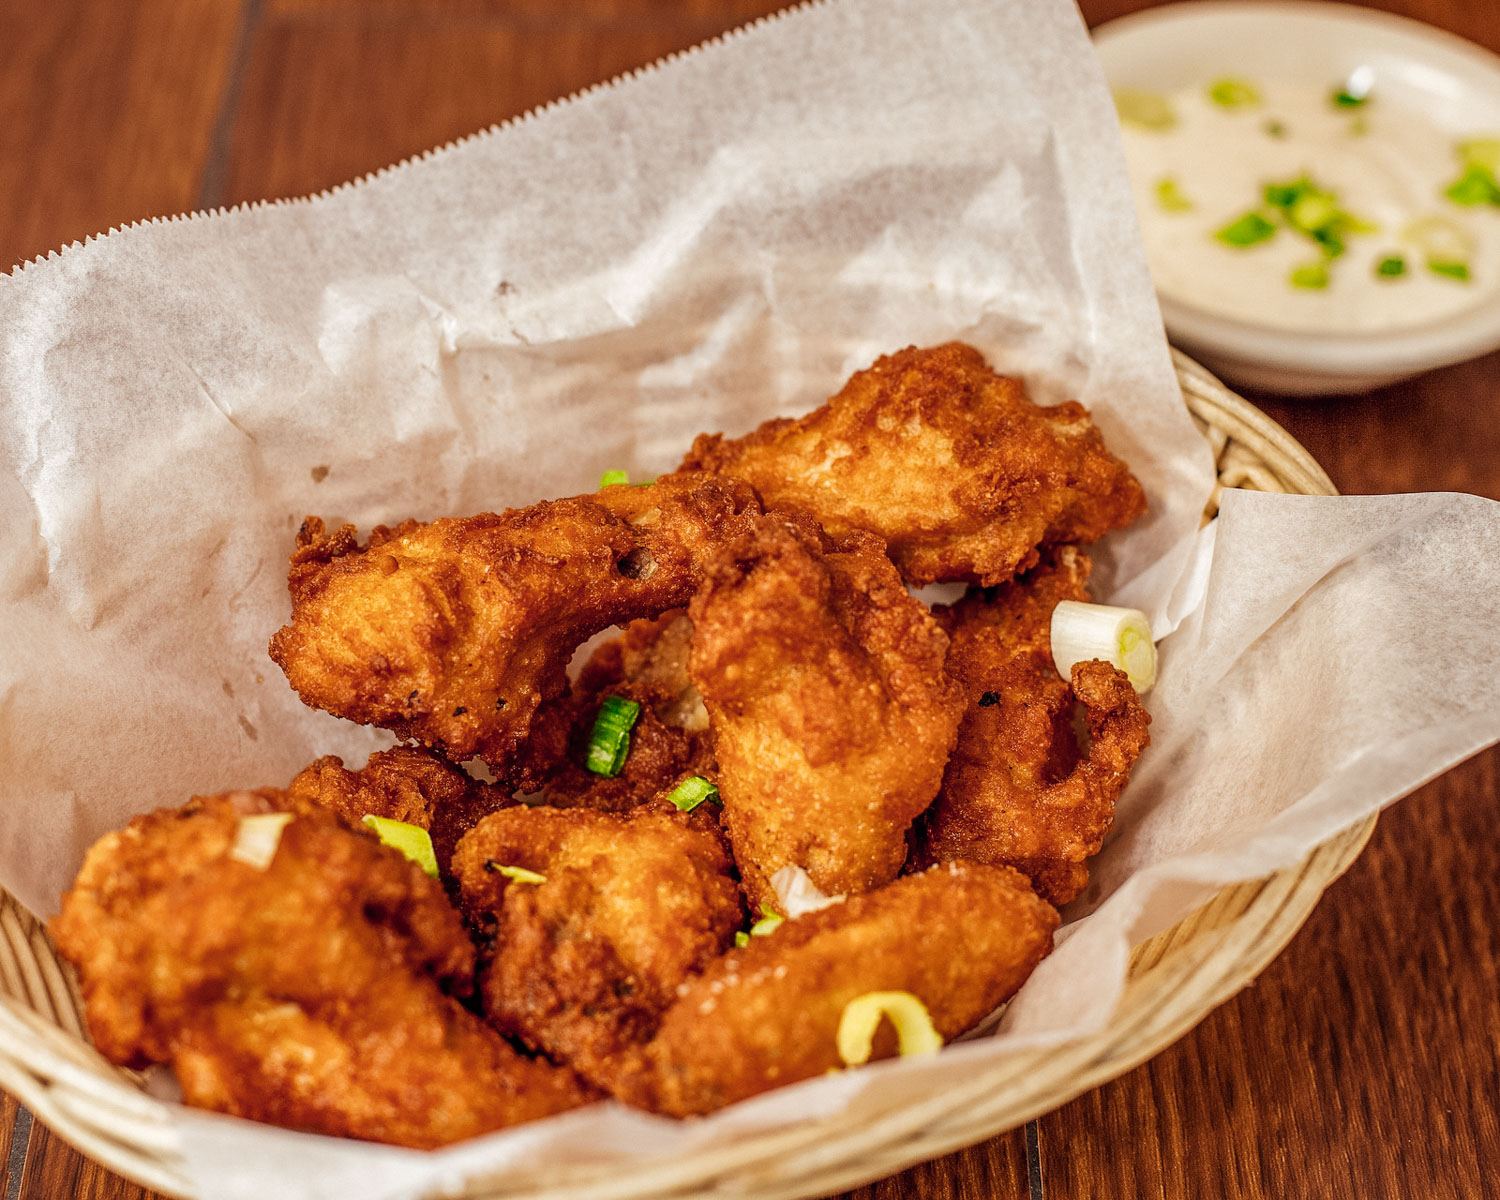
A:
916;550;1151;905
688;515;962;911
452;804;743;1090
268;474;760;778
622;862;1056;1116
682;343;1145;586
51;792;590;1148
288;744;508;874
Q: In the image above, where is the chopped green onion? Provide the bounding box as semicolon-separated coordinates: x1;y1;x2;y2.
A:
1444;165;1500;208
1263;119;1288;139
1428;259;1472;282
1154;177;1194;213
1375;255;1407;279
837;992;943;1066
1207;77;1261;109
1113;88;1176;131
1402;215;1475;264
666;775;719;812
486;862;546;885
1290;261;1331;290
1050;601;1157;693
1459;138;1500;172
362;815;439;878
751;911;783;937
1288;192;1339;233
1332;88;1368;108
230;812;294;871
734;909;784;949
599;469;630;488
1216;211;1277;248
585;695;641;777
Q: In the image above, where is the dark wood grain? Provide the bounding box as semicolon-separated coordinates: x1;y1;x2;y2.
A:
0;2;1495;1199
0;0;245;272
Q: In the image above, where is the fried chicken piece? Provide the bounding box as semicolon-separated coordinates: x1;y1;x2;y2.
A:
688;515;962;912
619;862;1056;1116
452;804;743;1090
51;792;590;1147
268;474;760;778
682;342;1145;587
916;549;1151;905
288;744;508;874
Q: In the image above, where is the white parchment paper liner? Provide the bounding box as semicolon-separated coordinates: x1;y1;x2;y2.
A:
1;1;1495;1196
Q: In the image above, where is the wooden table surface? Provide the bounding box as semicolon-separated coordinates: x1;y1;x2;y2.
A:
2;1;1496;1196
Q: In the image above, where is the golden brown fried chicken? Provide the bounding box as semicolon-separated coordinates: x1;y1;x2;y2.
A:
51;792;590;1147
452;804;743;1090
288;744;508;874
916;550;1151;905
682;342;1146;586
268;474;760;779
688;515;962;912
619;862;1056;1116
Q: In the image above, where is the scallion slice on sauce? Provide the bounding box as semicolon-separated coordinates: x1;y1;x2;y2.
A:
361;815;439;878
836;992;944;1067
1216;211;1277;248
1154;177;1194;213
485;861;546;885
585;695;642;777
666;775;719;812
1207;77;1262;110
1375;255;1407;279
1290;261;1331;290
1444;166;1500;208
1050;601;1157;693
1428;260;1472;282
1113;88;1176;132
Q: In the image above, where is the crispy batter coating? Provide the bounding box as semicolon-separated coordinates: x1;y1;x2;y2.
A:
288;745;508;874
682;343;1146;586
621;862;1056;1116
916;550;1151;905
452;805;743;1090
688;515;962;911
51;792;590;1147
268;474;760;777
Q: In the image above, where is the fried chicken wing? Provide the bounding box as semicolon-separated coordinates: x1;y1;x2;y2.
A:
916;550;1151;905
52;792;590;1147
688;515;962;911
619;610;706;732
682;343;1145;586
452;804;743;1090
288;744;508;873
621;862;1056;1116
268;474;760;778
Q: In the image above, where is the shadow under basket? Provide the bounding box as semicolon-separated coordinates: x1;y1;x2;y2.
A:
0;350;1374;1199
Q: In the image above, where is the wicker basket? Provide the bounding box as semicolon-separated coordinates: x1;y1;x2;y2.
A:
0;352;1371;1199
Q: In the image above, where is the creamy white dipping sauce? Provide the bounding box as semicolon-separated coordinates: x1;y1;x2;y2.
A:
1119;79;1500;335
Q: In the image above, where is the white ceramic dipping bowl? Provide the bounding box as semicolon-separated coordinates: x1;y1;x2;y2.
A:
1094;1;1500;395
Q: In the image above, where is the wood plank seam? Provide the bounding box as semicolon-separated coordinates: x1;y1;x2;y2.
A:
197;0;269;210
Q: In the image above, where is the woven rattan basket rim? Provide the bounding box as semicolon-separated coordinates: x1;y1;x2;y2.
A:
0;353;1373;1200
